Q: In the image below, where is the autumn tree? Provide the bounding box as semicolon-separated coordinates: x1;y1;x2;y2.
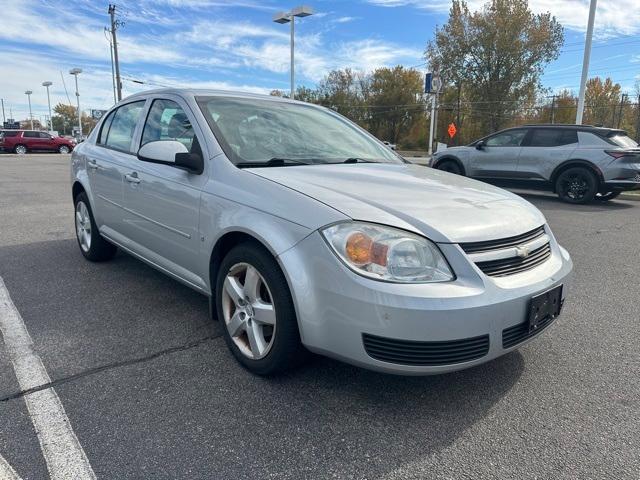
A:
426;0;564;134
51;103;98;136
583;77;621;127
367;66;425;144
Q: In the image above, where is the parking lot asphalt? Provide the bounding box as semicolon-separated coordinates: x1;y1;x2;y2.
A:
0;154;638;479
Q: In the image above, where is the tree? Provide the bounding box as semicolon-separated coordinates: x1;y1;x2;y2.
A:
426;0;564;134
51;103;98;136
316;68;369;126
367;66;425;144
584;77;621;127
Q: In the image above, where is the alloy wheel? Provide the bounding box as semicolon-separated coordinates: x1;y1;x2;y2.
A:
15;145;27;155
221;262;277;360
75;201;92;252
59;145;70;154
561;174;589;201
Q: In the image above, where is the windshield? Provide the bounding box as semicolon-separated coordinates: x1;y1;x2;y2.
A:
197;96;402;166
608;133;638;148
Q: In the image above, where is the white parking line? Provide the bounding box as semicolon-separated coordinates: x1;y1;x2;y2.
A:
0;454;22;480
0;277;96;480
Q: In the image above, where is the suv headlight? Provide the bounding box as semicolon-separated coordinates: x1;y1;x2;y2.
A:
321;222;454;283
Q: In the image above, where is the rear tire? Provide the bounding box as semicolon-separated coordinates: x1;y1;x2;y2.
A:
74;192;117;262
555;167;598;204
595;191;621;201
14;144;27;155
436;160;463;175
216;242;306;375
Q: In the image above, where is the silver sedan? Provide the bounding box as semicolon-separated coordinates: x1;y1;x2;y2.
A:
71;89;572;375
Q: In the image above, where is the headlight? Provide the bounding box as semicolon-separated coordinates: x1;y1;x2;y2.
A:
321;222;454;283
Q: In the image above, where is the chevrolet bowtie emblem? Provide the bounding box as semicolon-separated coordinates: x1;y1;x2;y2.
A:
516;245;531;258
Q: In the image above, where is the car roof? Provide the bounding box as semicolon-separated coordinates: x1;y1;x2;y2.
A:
122;87;312;106
517;124;626;135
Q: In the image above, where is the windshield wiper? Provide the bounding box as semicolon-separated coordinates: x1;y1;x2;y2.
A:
341;158;380;164
237;158;313;168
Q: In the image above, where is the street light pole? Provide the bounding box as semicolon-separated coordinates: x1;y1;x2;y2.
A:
69;68;83;138
273;5;314;100
42;81;53;132
576;0;597;125
24;90;34;130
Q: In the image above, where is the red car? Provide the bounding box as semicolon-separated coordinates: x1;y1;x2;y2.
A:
0;130;76;154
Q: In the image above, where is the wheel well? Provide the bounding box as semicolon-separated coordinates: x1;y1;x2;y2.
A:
434;156;466;175
72;182;85;202
550;161;603;192
208;232;272;298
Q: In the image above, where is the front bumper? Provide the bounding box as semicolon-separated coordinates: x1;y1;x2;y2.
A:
279;228;573;375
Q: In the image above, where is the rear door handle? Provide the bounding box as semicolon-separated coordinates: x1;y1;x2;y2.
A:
125;172;141;184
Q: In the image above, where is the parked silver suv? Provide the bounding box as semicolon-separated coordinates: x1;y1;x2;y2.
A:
431;125;640;203
71;89;572;376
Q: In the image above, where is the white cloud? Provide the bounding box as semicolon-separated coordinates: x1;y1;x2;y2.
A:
365;0;640;37
0;1;184;64
335;16;359;23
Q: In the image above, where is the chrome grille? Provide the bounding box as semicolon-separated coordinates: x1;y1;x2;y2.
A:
461;226;552;277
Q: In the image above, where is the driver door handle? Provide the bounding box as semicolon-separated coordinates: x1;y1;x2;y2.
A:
125;172;141;184
87;159;98;170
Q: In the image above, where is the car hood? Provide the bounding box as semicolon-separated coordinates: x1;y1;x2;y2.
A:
247;163;546;244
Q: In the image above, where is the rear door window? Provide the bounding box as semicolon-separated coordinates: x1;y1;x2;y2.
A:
2;131;19;137
529;129;577;147
103;101;146;152
23;131;39;138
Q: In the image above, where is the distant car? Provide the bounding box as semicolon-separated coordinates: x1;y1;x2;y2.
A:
430;124;640;203
382;140;397;150
0;130;76;154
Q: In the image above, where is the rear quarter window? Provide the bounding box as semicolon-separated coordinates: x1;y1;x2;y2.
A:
2;131;20;137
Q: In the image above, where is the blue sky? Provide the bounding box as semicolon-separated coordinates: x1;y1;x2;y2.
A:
1;0;639;123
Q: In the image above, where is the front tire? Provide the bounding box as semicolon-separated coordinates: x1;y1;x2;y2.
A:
555;167;598;204
74;192;117;261
58;145;70;154
216;243;306;375
436;160;463;175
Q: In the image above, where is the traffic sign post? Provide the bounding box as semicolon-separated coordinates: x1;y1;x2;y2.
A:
427;73;442;156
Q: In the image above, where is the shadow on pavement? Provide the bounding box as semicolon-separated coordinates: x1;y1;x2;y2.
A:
0;237;524;479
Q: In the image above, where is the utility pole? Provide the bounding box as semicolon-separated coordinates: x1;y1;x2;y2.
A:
1;98;5;124
549;95;557;124
576;0;597;124
616;93;627;128
105;27;117;104
109;4;123;102
634;95;640;142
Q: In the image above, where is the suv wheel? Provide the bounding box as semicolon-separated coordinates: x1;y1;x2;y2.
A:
58;145;70;154
595;191;621;202
74;192;117;261
14;144;27;155
555;167;597;204
216;243;306;375
436;160;463;175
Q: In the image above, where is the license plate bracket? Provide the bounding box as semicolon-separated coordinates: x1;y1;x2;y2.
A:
528;285;563;332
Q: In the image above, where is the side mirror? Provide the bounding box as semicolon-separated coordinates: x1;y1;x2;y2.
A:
138;140;186;164
475;140;485;150
137;141;204;175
